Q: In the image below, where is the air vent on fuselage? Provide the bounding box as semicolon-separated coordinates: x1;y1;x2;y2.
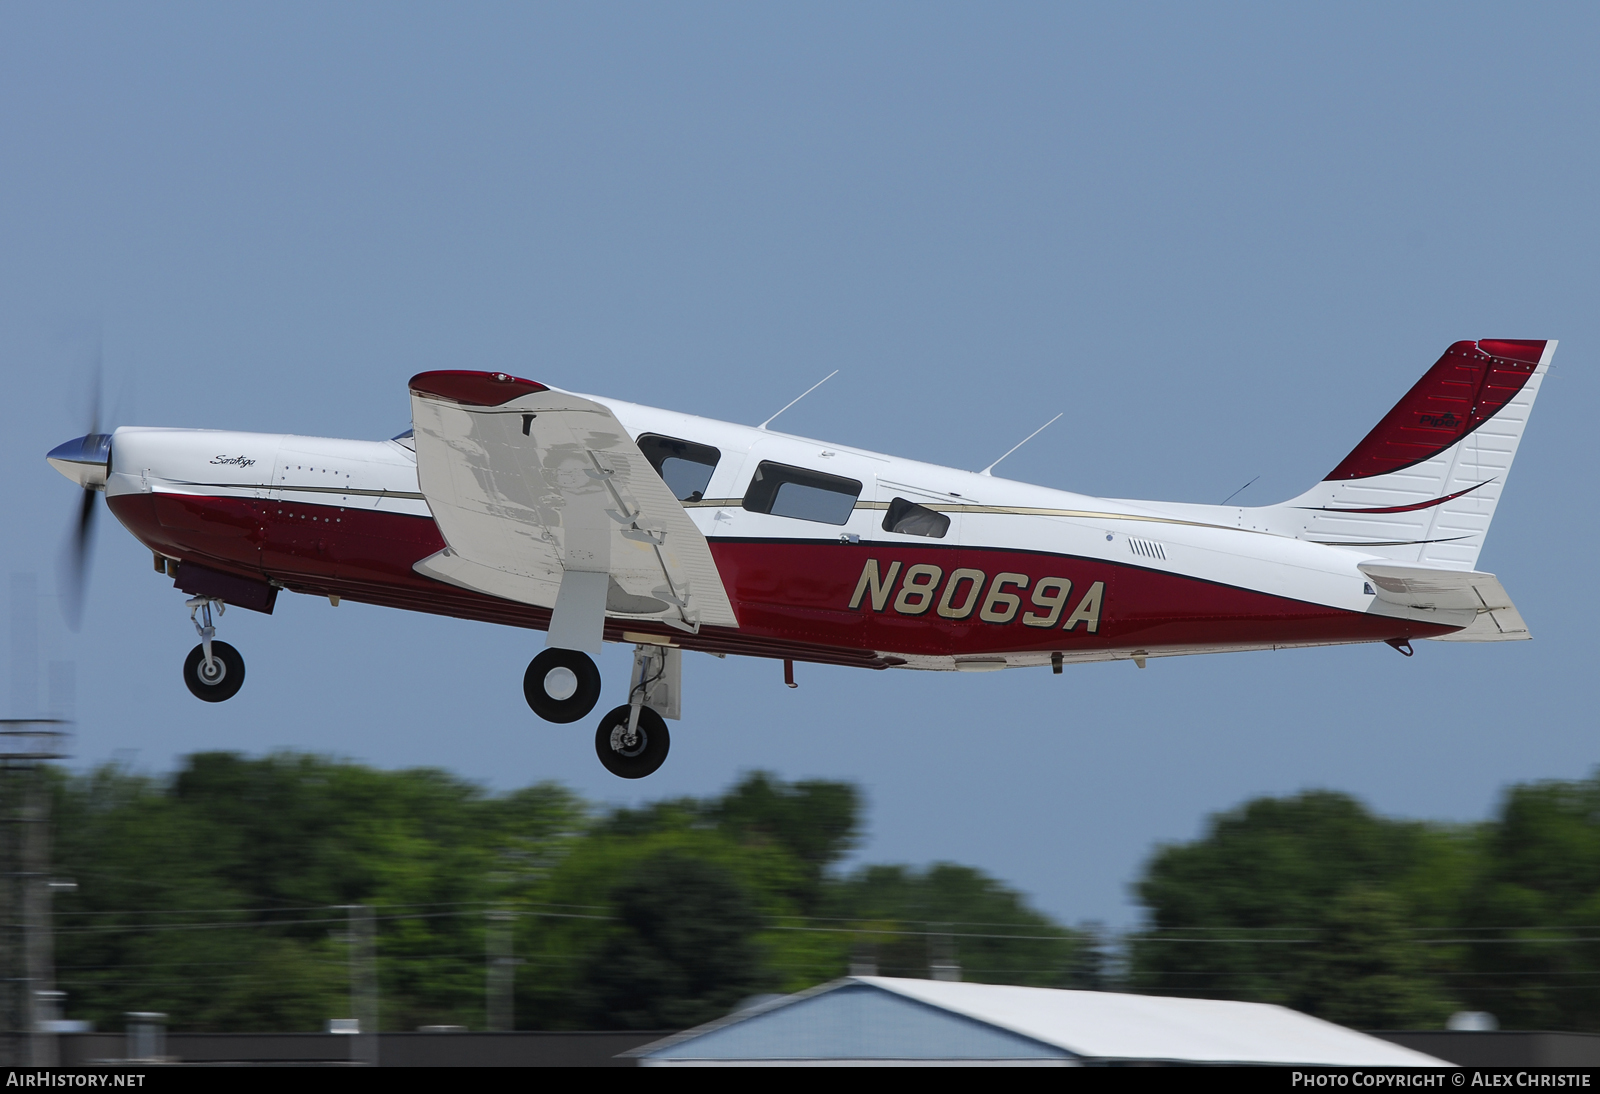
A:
1129;537;1167;561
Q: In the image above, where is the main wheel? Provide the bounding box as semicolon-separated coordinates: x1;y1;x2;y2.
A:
523;649;602;723
183;641;246;703
594;705;670;779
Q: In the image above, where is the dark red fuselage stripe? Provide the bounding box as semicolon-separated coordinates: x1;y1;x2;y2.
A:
109;493;1452;664
1299;479;1493;515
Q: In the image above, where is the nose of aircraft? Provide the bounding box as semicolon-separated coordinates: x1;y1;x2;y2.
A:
46;433;113;488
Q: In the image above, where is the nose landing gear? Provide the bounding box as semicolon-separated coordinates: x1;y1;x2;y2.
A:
182;597;246;702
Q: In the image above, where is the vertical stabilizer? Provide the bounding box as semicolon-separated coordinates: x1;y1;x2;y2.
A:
1253;339;1556;570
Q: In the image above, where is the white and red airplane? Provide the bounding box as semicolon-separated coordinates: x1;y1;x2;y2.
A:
47;338;1553;777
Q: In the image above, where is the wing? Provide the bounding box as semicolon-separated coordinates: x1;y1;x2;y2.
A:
1358;561;1529;641
407;371;738;648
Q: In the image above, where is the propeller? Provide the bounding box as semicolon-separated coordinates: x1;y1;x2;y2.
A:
61;473;99;630
52;339;108;631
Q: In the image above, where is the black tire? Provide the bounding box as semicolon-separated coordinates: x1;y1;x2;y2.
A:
183;641;246;703
594;705;670;779
523;648;602;723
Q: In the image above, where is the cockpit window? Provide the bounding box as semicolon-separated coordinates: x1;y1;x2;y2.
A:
637;434;721;503
882;497;950;538
742;461;863;525
391;428;416;451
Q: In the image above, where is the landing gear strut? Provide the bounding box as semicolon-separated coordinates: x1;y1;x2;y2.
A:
593;643;680;779
182;596;246;702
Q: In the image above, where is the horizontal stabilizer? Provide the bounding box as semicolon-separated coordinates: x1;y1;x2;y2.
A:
1358;561;1529;642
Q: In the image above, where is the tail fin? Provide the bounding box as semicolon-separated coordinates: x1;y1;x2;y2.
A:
1258;339;1556;570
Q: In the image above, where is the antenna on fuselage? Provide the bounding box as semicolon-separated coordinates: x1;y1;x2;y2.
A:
1219;475;1260;506
758;370;839;431
978;413;1062;477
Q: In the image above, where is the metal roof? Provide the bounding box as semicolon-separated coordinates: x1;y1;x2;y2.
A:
632;977;1450;1066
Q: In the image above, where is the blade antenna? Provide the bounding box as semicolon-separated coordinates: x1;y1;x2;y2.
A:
1220;475;1260;506
978;413;1062;477
758;370;839;431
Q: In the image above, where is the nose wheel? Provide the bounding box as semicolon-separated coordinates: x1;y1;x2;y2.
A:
183;640;246;702
182;596;246;702
523;648;602;723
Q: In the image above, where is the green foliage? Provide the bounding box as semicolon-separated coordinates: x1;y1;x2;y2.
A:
1302;886;1451;1029
1453;777;1600;1031
577;851;768;1029
825;863;1082;987
52;753;584;1032
1131;776;1600;1032
60;753;1600;1034
1130;790;1466;1026
706;773;860;911
48;755;1075;1033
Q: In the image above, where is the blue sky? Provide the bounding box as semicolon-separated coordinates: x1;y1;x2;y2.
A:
3;3;1597;927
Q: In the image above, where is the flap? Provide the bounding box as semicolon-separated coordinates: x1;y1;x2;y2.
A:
1358;561;1529;642
408;372;738;632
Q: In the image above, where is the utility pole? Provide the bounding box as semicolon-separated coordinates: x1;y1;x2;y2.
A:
927;923;961;982
485;909;516;1031
0;722;70;1067
338;904;378;1066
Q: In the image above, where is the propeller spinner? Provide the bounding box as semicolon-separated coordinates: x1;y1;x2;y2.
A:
47;432;112;631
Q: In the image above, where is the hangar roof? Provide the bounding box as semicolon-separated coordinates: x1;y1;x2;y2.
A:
631;977;1449;1066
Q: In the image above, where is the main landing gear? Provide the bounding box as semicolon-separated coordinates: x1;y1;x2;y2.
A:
523;642;679;779
182;596;246;702
523;648;603;723
594;704;669;780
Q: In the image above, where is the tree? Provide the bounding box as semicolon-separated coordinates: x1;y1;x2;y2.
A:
707;772;860;912
594;771;860;912
1301;886;1451;1029
48;756;1082;1032
1455;775;1600;1031
577;851;769;1029
826;862;1081;987
52;753;584;1031
1131;790;1470;1024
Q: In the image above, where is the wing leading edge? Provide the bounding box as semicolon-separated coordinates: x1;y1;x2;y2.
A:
407;371;738;651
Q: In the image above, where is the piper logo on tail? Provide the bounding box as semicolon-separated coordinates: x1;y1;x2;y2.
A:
848;558;1103;632
1418;411;1461;430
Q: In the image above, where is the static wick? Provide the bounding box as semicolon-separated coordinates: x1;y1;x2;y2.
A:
979;413;1063;477
759;370;839;431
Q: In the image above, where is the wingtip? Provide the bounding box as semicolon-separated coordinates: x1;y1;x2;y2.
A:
409;370;548;407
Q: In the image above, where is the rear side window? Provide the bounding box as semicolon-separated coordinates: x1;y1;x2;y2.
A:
637;434;721;503
882;497;950;538
742;461;862;525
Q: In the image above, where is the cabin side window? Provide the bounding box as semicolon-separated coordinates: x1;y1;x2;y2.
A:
637;434;721;503
742;461;863;525
882;496;950;538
